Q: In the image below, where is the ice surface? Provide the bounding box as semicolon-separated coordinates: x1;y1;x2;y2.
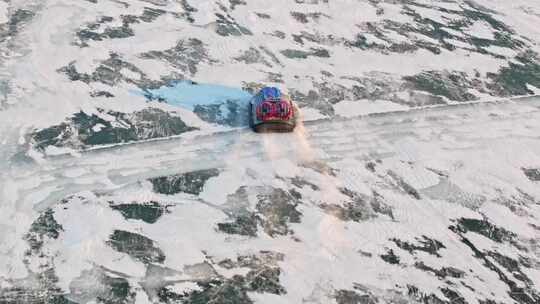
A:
1;0;540;302
144;81;252;110
1;97;539;302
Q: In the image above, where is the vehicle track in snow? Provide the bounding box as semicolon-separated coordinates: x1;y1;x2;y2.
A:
5;95;540;212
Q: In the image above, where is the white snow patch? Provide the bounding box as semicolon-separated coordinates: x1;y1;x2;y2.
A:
45;145;78;156
167;282;202;294
410;5;455;24
299;107;326;121
53;196;147;290
466;21;495;40
526;84;540;94
334;99;408;117
200;169;250;206
0;1;7;24
480;203;537;236
119;68;142;80
485;45;518;58
92;123;106;132
445;38;472;49
408;32;441;45
414;0;463;12
523;267;540;287
386;160;441;190
363;33;390;46
63;167;89;178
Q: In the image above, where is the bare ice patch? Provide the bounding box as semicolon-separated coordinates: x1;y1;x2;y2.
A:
141;80;253;127
142;80;252;111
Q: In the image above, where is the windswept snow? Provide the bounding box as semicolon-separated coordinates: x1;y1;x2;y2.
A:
334;99;408;117
2;96;540;302
1;0;540;303
0;2;8;24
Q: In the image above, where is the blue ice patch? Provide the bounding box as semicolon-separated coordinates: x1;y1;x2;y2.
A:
143;81;252;110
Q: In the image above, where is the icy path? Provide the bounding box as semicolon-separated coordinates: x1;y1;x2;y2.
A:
5;96;540;212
